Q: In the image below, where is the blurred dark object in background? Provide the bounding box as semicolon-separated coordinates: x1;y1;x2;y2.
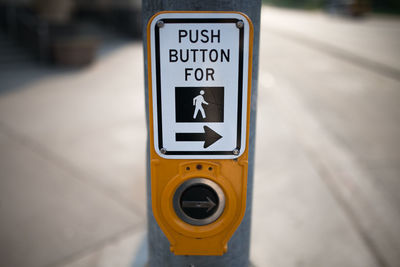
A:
262;0;400;16
53;36;99;66
326;0;370;17
0;0;141;67
262;0;325;9
34;0;75;24
372;0;400;15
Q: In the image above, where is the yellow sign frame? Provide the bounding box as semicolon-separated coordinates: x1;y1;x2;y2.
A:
146;11;254;255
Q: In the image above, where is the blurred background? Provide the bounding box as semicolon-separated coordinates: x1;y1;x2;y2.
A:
0;0;399;267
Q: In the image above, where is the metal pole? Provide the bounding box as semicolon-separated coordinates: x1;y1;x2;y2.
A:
142;1;260;266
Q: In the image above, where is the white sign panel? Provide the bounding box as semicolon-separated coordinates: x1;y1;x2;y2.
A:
149;12;251;159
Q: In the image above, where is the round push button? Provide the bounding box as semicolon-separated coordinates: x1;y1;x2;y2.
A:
173;178;225;226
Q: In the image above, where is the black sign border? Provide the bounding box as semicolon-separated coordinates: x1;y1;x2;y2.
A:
154;18;244;156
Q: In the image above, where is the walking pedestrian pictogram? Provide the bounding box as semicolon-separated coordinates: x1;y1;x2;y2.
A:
175;87;224;123
193;90;208;119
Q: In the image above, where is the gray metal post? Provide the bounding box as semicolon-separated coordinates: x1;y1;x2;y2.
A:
142;1;260;266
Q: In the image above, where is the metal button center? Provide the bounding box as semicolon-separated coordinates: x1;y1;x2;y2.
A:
173;178;225;226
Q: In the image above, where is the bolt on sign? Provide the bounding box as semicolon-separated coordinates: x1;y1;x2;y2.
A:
147;11;253;255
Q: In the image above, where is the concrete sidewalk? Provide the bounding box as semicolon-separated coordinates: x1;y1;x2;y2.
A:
261;6;400;78
1;6;399;267
0;43;148;267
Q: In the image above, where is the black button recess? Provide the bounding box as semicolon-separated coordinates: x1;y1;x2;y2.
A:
173;178;225;226
180;184;219;220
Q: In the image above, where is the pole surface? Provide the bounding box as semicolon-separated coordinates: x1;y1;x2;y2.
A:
142;1;260;266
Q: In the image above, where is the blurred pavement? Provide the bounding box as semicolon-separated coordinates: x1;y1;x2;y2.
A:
0;6;399;267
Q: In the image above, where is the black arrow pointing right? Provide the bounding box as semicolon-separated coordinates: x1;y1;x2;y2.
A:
182;197;216;212
176;126;222;148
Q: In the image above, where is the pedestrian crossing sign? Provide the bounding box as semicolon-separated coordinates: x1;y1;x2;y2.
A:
146;11;254;256
147;12;252;159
